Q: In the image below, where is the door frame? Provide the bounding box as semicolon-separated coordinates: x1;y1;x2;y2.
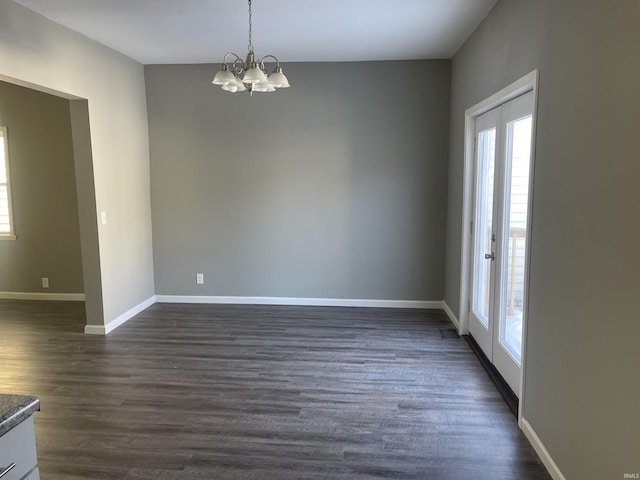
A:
458;70;539;426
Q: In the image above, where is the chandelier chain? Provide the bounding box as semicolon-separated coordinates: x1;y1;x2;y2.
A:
247;0;253;53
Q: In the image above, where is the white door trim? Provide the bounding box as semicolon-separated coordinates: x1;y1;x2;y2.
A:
458;69;539;426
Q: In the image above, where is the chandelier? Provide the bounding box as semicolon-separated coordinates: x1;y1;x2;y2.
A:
212;0;290;94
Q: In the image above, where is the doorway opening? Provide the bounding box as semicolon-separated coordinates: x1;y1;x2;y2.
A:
0;75;103;331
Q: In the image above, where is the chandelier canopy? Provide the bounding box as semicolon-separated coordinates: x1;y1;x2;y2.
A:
212;0;290;95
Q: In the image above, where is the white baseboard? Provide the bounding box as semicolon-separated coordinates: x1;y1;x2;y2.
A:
83;296;447;335
83;324;105;335
155;295;443;310
442;301;461;331
521;417;566;480
0;291;85;301
84;295;156;335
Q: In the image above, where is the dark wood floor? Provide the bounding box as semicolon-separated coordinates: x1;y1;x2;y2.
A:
0;300;551;479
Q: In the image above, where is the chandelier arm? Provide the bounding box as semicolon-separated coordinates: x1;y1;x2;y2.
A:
221;52;247;77
231;57;247;76
222;52;244;65
258;54;281;68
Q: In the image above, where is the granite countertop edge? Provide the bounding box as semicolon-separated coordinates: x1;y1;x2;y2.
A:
0;394;40;436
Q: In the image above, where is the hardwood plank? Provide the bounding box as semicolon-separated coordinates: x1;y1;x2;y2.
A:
0;300;551;479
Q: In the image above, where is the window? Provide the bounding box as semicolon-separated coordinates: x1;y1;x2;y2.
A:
0;126;16;239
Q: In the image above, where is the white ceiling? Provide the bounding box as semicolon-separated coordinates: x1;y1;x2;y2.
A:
12;0;497;65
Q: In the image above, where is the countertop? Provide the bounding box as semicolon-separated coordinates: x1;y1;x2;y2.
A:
0;394;40;436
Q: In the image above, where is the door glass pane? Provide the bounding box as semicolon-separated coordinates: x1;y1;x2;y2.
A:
0;135;9;233
0;136;6;184
500;115;532;362
472;128;496;327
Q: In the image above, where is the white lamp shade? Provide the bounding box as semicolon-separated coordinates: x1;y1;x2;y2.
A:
212;68;236;85
242;66;268;84
234;77;247;92
268;70;290;88
253;83;276;92
221;83;238;93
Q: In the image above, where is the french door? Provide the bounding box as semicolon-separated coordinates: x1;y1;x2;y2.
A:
469;91;534;397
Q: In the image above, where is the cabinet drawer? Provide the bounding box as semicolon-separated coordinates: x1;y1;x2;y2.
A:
0;416;37;480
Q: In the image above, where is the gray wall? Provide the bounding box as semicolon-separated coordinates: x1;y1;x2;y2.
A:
0;81;83;293
444;1;640;478
146;61;450;301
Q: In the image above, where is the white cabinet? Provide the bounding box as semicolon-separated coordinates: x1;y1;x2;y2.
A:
0;415;39;480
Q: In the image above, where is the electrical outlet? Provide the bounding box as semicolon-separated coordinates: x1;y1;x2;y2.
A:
42;277;49;288
196;273;204;285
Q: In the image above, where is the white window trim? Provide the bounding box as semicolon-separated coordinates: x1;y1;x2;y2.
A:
0;126;17;240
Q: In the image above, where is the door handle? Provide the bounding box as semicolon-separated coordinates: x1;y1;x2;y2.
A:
485;252;494;260
0;463;16;479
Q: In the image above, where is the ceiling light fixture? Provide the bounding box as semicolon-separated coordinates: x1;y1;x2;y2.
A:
212;0;290;95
